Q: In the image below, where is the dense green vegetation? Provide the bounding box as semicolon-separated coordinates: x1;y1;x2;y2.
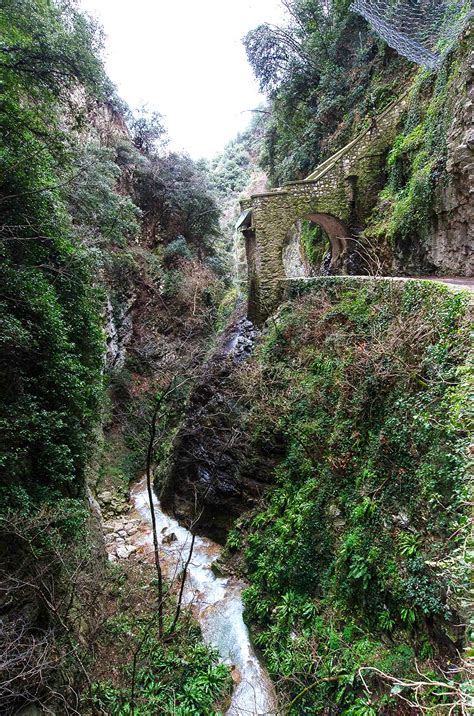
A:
85;565;230;716
0;0;225;525
230;280;471;713
91;631;229;716
365;55;460;263
243;0;410;185
0;0;106;524
0;1;229;712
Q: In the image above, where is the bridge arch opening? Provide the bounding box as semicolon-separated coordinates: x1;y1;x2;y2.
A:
281;212;349;278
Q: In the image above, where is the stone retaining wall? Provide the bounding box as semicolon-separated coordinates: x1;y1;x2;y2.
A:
241;96;407;322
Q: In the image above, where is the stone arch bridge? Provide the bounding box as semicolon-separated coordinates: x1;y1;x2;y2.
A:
237;95;407;323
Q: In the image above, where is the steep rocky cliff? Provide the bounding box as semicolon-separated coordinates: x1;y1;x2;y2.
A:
429;45;474;273
160;318;278;542
364;31;473;276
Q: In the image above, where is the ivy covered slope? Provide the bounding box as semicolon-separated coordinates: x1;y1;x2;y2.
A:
229;280;472;714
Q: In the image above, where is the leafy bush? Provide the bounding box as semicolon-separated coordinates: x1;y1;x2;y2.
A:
163;236;194;267
162;269;184;299
85;581;231;716
90;636;229;716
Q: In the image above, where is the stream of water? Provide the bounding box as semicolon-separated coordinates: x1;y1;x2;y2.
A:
127;476;277;716
104;320;275;713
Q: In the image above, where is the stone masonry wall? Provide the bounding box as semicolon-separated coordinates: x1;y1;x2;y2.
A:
244;96;407;321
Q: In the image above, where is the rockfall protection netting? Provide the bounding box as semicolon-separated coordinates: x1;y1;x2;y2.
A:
350;0;473;69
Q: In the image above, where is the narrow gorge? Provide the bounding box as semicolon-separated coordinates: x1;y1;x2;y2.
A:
0;1;473;715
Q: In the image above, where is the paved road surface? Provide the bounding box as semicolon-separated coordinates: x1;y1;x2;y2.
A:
423;276;474;292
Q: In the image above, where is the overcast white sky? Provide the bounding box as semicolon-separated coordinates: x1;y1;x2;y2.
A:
79;0;285;158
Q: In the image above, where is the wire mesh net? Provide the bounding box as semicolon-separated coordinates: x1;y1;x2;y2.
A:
350;0;473;69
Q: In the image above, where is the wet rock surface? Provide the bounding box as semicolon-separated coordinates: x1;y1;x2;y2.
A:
219;317;259;363
97;489;129;518
160;317;278;543
104;292;135;370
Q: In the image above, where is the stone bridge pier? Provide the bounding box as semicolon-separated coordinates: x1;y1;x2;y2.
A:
237;95;407;323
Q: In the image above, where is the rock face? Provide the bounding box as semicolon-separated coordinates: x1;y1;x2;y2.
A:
97;487;128;517
282;219;319;278
160;318;279;543
104;293;135;369
428;47;474;275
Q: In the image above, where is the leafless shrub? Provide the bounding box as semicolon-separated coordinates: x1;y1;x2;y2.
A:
0;618;58;713
359;658;474;715
0;510;106;715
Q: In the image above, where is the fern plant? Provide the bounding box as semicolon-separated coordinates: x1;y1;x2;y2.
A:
399;533;419;557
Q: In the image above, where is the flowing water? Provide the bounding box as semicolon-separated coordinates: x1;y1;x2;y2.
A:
128;476;277;716
104;320;275;713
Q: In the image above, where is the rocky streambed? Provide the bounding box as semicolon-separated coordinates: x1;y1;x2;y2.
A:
103;317;278;714
104;475;277;716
